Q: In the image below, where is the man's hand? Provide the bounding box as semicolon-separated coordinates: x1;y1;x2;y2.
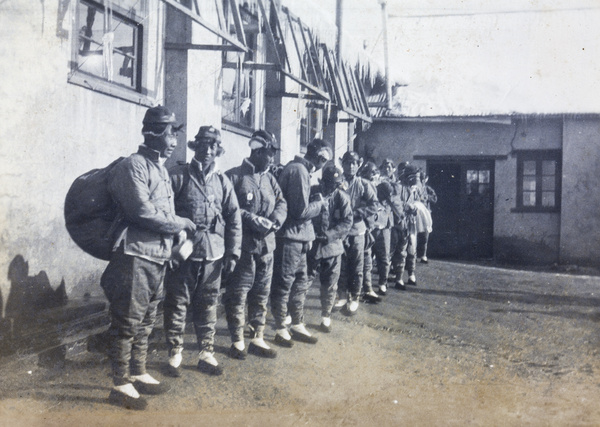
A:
222;255;237;278
251;215;274;234
183;218;197;234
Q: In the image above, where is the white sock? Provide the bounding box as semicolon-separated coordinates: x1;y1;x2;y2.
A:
114;383;140;398
276;328;291;340
251;337;271;349
168;350;183;368
130;373;159;384
199;351;218;366
233;341;245;351
290;323;311;336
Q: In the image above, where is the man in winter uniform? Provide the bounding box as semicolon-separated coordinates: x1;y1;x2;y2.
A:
102;106;197;410
358;161;383;303
390;164;420;290
271;138;332;347
164;126;242;376
336;151;378;315
223;130;287;359
307;164;353;332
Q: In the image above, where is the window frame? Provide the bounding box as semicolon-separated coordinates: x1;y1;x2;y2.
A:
221;4;260;131
514;150;562;213
68;0;153;106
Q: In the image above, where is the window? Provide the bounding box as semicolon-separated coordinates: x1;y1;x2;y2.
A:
300;103;323;152
72;0;142;91
222;5;259;129
466;169;491;195
516;151;561;212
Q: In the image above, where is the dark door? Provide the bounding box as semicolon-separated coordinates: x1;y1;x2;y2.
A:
427;160;494;259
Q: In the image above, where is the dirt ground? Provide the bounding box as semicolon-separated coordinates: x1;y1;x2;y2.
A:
0;259;599;426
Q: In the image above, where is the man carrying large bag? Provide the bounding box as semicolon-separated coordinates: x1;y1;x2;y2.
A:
99;106;196;410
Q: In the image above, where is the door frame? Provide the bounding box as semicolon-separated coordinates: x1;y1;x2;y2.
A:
418;156;498;260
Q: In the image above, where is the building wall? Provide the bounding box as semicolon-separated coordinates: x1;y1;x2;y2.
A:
0;1;166;316
356;117;569;264
560;117;600;266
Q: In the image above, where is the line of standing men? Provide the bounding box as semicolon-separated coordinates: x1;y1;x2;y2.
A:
100;106;428;410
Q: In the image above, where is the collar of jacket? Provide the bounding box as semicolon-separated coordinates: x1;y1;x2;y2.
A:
293;155;315;174
241;158;259;175
138;144;163;162
190;157;216;179
344;175;358;185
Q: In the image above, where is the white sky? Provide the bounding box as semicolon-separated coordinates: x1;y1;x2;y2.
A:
316;0;600;115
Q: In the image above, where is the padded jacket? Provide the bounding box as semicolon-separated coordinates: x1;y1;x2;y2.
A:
226;159;287;255
277;156;322;242
109;145;192;263
169;159;242;261
310;186;353;259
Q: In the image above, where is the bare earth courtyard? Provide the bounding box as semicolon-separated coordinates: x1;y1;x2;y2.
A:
0;260;598;426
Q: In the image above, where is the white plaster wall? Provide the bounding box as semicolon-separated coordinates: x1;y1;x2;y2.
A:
220;131;251;172
0;2;165;311
560;118;600;265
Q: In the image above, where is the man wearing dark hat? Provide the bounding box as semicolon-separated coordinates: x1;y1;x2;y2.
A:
335;151;378;315
223;130;287;359
306;164;353;332
271;138;331;347
163;125;242;376
101;105;197;410
390;163;420;290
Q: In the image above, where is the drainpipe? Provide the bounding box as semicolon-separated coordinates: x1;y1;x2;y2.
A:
336;0;344;65
379;0;392;110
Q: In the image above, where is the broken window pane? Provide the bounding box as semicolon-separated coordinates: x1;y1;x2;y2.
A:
75;0;139;90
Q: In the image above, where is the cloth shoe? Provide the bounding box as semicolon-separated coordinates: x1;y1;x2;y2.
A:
407;274;417;285
290;324;318;344
395;279;406;291
165;348;183;377
228;344;247;360
130;374;170;395
108;388;148;410
420;256;428;263
378;284;387;295
334;298;347;309
320;317;332;333
346;299;359;315
197;351;223;376
274;329;294;348
248;341;278;358
363;290;381;303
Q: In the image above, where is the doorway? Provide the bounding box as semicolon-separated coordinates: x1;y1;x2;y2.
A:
427;159;495;259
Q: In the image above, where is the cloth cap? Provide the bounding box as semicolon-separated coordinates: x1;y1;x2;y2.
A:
404;164;419;178
143;105;177;125
341;151;361;164
377;181;394;201
194;126;221;143
359;161;379;178
322;164;344;184
249;130;279;150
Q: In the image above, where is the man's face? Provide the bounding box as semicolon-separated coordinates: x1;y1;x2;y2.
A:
194;139;220;169
382;163;395;178
251;147;276;173
312;149;331;172
342;159;359;179
405;174;418;187
147;124;178;158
